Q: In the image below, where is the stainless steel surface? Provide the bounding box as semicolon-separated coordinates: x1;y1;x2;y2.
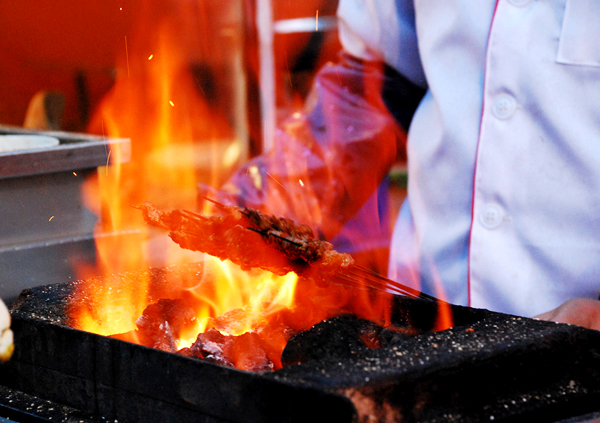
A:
0;124;129;179
0;170;98;251
0;126;130;303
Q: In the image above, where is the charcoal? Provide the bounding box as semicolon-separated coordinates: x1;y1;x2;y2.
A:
227;331;274;372
187;328;229;359
185;328;274;372
112;298;195;353
8;282;74;326
282;314;416;366
107;299;198;353
136;298;196;340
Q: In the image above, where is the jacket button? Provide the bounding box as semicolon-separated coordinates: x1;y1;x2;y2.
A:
492;94;517;120
479;204;504;230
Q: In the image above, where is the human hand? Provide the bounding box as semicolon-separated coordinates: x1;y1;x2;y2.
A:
0;298;13;361
534;298;600;331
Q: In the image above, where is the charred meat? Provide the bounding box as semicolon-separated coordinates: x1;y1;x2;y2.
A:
137;202;354;284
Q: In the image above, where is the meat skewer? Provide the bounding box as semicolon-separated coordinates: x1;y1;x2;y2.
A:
136;202;354;285
137;201;440;301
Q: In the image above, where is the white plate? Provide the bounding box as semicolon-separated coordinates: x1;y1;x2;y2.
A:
0;135;60;153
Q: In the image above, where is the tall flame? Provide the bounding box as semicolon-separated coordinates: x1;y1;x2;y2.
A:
72;0;431;372
76;0;248;333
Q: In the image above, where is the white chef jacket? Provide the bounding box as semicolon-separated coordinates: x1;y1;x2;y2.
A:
337;0;600;317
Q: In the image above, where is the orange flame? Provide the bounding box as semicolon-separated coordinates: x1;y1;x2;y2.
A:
75;0;247;332
428;258;454;332
72;0;401;371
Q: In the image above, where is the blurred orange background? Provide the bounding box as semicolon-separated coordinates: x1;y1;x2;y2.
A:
0;0;340;137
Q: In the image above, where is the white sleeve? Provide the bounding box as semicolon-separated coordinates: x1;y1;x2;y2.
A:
337;0;426;87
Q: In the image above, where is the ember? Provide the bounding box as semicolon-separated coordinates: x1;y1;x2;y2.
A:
111;298;197;353
69;259;393;371
181;329;274;372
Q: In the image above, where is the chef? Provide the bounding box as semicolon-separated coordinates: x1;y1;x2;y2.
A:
217;0;600;330
337;0;600;328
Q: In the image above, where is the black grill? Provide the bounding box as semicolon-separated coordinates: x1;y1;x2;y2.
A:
2;281;600;423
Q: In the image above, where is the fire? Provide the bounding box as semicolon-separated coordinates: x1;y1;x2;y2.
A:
71;250;392;370
71;254;299;343
427;258;454;332
176;257;299;346
74;0;248;333
71;0;446;372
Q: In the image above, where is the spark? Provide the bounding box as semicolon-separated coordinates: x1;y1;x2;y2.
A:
316;10;319;31
298;179;305;187
284;51;292;87
73;172;77;176
106;150;111;176
169;100;175;107
148;54;153;60
266;172;284;189
125;36;130;77
119;7;122;11
102;120;109;176
49;216;55;222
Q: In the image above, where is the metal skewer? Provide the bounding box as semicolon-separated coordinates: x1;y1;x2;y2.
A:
248;225;444;303
246;227;305;246
334;265;444;303
152;204;445;303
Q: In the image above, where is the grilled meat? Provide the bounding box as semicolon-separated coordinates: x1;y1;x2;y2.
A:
137;202;354;284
